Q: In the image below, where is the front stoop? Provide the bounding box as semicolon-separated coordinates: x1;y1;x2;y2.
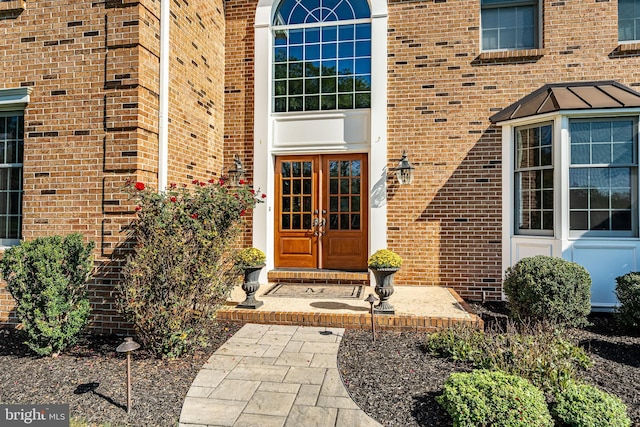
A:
218;271;483;332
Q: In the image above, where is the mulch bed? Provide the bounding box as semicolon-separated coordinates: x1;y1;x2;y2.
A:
0;322;242;426
337;303;640;426
1;307;639;427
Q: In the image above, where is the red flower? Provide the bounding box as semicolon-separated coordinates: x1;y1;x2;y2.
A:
134;182;145;191
192;179;199;185
208;179;215;184
249;189;255;195
261;193;267;199
135;206;142;211
182;183;188;188
199;182;206;187
170;196;177;202
169;182;177;188
218;179;225;185
191;213;198;219
239;179;246;185
240;210;246;216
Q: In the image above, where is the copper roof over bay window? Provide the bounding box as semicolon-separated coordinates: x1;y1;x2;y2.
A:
490;81;640;123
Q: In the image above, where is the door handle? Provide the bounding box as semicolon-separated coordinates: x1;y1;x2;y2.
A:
312;217;319;236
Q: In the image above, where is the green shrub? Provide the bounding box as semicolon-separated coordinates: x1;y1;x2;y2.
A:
437;370;553;427
0;234;94;356
552;382;631;427
427;322;591;392
118;179;264;358
614;272;640;332
504;255;591;327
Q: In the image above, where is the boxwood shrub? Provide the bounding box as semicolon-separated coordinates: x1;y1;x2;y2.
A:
552;382;631;427
504;255;591;327
437;370;553;427
614;272;640;332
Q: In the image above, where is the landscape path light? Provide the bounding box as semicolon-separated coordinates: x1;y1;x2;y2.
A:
365;293;377;342
116;337;140;414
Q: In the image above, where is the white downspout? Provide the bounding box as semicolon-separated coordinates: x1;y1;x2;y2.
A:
158;0;170;192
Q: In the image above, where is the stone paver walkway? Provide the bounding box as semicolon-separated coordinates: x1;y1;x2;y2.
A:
179;324;381;427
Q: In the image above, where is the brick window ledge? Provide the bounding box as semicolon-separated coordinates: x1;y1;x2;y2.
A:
617;42;640;53
477;49;548;60
0;0;25;12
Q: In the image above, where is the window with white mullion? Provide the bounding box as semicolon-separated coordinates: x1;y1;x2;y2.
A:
619;0;640;42
272;0;371;113
0;112;23;243
514;122;554;235
481;0;538;51
569;119;637;236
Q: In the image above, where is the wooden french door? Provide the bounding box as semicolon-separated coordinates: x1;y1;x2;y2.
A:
275;154;368;270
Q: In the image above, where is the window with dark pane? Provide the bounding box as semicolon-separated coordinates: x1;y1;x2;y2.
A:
569;119;637;235
0;113;23;241
328;159;361;230
514;123;553;235
272;0;371;112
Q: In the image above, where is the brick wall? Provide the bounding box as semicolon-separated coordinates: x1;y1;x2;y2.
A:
223;0;640;301
0;0;226;331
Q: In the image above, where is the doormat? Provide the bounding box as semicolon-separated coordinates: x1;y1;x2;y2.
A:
263;284;363;299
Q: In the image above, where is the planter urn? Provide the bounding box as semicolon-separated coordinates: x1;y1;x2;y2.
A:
371;267;398;315
237;264;265;309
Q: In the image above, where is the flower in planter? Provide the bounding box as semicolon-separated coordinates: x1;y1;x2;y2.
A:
236;247;266;268
368;249;402;270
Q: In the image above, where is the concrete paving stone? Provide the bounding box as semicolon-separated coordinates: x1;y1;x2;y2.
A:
203;354;243;371
180;397;246;426
290;329;342;343
227;337;262;345
233;413;286;427
191;369;229;388
299;341;340;354
316;395;360;409
258;382;300;394
208;379;261;401
267;325;300;335
283;405;338;427
309;353;337;368
257;331;293;346
186;386;214;398
336;408;383;427
243;391;297;417
282;340;304;353
232;323;272;339
262;344;286;358
283;366;327;385
227;364;290;382
274;352;314;367
293;384;320;406
238;356;277;365
319;369;350;398
216;342;271;357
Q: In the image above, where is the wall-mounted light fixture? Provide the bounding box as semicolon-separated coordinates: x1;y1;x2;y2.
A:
228;154;245;186
392;150;414;185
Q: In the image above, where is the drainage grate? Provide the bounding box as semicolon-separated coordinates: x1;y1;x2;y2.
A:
263;284;363;299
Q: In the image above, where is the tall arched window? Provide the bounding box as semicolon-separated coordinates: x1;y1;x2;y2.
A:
272;0;371;112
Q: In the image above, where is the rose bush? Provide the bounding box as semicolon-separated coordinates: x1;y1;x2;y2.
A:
117;178;264;358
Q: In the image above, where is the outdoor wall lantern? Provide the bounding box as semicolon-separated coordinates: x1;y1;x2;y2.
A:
393;150;414;185
227;154;245;186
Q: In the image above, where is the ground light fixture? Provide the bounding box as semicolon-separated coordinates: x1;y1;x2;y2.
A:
116;337;140;414
227;154;246;186
365;293;377;342
392;150;415;185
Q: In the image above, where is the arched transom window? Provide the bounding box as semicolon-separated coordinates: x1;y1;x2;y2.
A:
272;0;371;112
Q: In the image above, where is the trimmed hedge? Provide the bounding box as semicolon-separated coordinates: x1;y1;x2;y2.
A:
437;370;553;427
553;382;631;427
504;255;591;327
615;272;640;332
